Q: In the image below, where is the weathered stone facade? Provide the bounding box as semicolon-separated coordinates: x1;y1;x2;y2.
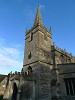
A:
2;5;75;100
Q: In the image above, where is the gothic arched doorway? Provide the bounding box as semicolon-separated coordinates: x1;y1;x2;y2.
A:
12;82;18;100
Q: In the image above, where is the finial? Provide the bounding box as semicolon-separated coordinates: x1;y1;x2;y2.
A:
53;42;56;49
53;42;55;45
49;26;52;34
64;49;66;52
50;26;51;31
26;27;28;33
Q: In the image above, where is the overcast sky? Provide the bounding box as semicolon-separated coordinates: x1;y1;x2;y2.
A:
0;0;75;75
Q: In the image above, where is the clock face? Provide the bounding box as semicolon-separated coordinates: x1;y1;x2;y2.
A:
28;52;32;59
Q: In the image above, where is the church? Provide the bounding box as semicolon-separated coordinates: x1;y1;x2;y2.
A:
1;5;75;100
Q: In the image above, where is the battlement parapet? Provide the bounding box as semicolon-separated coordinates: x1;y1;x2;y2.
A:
8;71;21;77
26;24;51;36
22;71;35;81
52;44;75;60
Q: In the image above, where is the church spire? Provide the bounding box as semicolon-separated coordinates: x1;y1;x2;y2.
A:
34;4;44;26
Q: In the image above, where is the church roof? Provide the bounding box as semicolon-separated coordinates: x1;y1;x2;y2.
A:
0;75;7;83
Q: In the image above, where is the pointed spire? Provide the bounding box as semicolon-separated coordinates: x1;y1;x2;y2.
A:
34;4;44;26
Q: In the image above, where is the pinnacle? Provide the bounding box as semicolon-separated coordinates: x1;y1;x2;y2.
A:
34;5;44;26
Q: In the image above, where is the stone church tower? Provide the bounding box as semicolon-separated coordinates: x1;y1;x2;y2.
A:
2;5;75;100
22;5;53;100
23;5;52;71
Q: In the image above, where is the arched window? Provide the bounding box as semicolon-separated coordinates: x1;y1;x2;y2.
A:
28;52;32;59
30;32;33;42
28;66;32;72
64;78;75;96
